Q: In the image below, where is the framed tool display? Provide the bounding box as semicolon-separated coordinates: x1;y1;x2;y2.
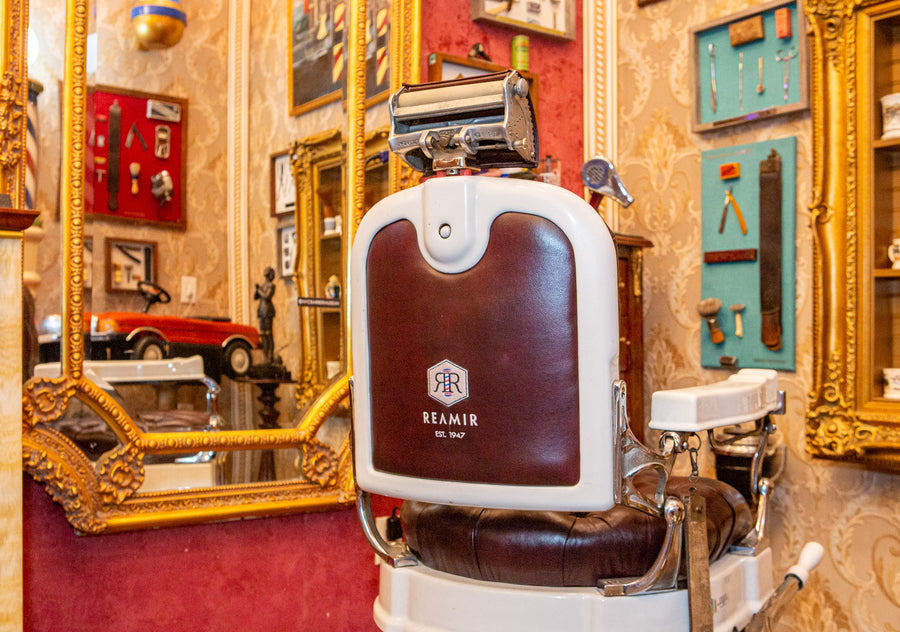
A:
471;0;576;41
699;137;796;371
271;150;296;217
105;238;157;293
690;0;808;133
277;224;297;279
86;85;187;228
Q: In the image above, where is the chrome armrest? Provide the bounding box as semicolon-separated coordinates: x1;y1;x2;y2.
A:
613;380;677;517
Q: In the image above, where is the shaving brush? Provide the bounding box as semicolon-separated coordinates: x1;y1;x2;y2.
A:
697;297;725;344
130;162;140;195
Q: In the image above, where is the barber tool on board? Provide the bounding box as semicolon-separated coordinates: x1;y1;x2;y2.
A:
151;170;174;204
719;186;747;235
775;48;797;103
107;100;122;211
759;148;783;351
154;124;171;159
125;121;148;150
757;57;765;95
130;163;140;195
698;297;725;344
730;303;745;338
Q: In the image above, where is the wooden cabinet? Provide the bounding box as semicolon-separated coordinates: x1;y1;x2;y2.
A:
615;234;652;442
806;0;900;470
863;7;900;401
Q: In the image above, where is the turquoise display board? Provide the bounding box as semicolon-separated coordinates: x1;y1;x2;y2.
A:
700;136;796;371
691;0;808;132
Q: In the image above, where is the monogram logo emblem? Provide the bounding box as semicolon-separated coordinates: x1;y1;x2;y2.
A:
427;359;469;407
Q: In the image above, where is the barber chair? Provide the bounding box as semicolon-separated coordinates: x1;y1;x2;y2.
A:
34;355;225;490
350;71;821;632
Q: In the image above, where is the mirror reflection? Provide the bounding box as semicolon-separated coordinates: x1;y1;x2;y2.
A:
22;0;416;528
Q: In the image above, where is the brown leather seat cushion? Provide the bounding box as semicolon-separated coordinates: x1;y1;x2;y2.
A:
400;476;752;587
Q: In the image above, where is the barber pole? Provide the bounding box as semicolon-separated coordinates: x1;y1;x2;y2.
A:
375;8;388;87
332;2;345;84
25;80;43;210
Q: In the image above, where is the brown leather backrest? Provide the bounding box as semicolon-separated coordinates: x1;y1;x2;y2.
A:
364;212;581;486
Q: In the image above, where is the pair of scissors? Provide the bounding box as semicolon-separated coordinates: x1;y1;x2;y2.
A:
718;186;747;235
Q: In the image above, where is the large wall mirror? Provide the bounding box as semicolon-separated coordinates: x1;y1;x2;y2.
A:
21;0;420;532
805;0;900;470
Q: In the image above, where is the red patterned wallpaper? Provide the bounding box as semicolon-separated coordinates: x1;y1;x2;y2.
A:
421;0;584;193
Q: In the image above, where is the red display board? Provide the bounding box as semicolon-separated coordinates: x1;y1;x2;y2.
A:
86;85;187;228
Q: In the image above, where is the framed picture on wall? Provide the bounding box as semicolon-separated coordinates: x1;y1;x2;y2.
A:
86;85;187;228
289;0;392;116
471;0;576;41
105;238;157;293
426;53;539;118
277;224;297;278
690;0;808;132
271;150;296;217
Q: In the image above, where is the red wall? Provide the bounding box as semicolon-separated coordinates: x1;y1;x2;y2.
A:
23;5;584;630
421;0;584;193
24;479;389;631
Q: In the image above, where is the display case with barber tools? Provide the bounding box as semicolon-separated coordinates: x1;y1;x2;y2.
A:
85;85;187;228
699;137;797;370
690;0;808;133
806;0;900;472
471;0;576;41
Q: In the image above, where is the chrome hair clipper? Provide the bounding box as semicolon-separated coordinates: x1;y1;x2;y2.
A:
389;70;538;176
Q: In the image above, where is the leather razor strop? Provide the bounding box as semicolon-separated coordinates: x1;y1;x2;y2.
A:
107;100;121;211
758;148;782;351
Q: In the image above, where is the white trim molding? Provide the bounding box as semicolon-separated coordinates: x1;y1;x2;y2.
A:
583;0;618;230
227;0;254;477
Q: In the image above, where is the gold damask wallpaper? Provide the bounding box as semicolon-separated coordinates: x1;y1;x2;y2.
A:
615;1;900;630
30;2;231;320
247;0;390;401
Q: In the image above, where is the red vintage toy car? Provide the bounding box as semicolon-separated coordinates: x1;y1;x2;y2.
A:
39;281;259;380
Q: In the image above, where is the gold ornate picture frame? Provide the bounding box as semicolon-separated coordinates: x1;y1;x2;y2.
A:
805;0;900;471
22;0;422;533
289;0;394;116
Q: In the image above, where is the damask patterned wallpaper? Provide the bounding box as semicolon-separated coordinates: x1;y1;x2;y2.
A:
246;0;392;435
30;2;232;321
615;1;900;630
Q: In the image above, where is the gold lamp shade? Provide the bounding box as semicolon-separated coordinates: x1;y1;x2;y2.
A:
131;1;186;50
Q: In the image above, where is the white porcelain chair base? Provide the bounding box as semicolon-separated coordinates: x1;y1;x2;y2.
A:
372;548;774;632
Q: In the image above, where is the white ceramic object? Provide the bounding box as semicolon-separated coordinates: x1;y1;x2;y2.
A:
881;93;900;140
889;238;900;270
884;368;900;399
